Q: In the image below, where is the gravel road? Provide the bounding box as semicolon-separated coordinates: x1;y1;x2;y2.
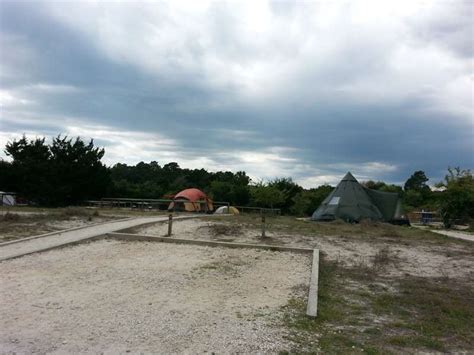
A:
0;240;310;353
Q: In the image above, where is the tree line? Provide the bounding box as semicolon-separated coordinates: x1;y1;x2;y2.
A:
0;136;472;227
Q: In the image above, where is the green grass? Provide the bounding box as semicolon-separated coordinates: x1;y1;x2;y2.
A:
202;213;473;353
374;277;474;350
278;256;474;354
206;214;473;248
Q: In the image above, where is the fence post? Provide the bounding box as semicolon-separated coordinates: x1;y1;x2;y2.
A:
261;214;266;238
167;214;173;237
306;249;319;317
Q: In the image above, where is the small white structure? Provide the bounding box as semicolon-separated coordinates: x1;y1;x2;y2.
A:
0;192;16;206
214;206;240;215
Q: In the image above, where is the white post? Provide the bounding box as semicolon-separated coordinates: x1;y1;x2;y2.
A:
306;249;319;317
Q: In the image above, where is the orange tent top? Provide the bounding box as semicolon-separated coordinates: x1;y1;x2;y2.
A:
174;188;209;202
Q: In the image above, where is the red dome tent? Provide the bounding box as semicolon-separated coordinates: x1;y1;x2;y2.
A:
168;188;213;212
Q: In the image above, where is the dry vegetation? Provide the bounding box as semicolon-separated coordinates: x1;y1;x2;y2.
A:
205;214;467;247
0;206;174;243
0;207;117;242
193;215;474;354
279;256;473;354
2;210;473;353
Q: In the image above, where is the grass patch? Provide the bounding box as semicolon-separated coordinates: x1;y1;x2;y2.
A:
0;212;21;222
373;277;474;350
278;254;474;354
197;256;249;275
202;223;242;238
279;258;353;353
387;335;444;351
372;247;398;271
0;207;114;241
205;214;472;248
59;207;97;217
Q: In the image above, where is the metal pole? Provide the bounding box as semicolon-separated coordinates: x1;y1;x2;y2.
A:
167;214;173;237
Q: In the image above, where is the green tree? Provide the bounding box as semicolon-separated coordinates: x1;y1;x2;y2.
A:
438;167;474;228
268;177;303;213
363;180;386;190
404;190;424;208
108;161;251;202
404;170;431;208
250;183;285;209
0;160;15;191
362;180;403;195
232;184;251;205
291;185;334;216
5;135;110;205
5;136;52;204
210;181;251;206
210;181;233;202
361;180;403;196
49;136;110;205
379;184;403;194
404;171;430;193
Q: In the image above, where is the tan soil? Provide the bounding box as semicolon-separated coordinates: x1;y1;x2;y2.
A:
134;219;474;281
0;240;310;354
0;216;116;242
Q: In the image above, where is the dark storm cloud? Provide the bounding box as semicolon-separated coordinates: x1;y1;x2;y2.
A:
0;1;472;186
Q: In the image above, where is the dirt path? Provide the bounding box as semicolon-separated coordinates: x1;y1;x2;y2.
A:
430;229;474;242
0;215;202;261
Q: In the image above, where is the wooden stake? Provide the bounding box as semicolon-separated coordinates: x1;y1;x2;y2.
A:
167;214;173;237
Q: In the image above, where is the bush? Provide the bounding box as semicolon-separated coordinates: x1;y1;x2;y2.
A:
438;168;474;228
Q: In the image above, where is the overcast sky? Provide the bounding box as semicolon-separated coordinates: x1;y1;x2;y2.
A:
0;0;472;187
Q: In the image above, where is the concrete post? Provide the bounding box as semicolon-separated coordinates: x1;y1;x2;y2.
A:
306;249;320;317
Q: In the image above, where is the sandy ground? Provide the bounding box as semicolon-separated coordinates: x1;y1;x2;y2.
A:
0;216;117;242
0;240;310;354
0;211;48;216
0;216;188;261
429;229;474;242
134;219;474;281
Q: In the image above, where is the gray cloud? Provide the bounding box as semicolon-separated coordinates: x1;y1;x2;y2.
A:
407;0;474;58
0;1;472;187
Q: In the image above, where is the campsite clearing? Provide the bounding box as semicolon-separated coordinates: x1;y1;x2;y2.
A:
0;207;170;242
0;240;309;354
0;208;117;242
1;210;473;354
132;215;474;353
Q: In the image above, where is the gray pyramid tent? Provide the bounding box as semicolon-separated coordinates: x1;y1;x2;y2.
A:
311;172;408;224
